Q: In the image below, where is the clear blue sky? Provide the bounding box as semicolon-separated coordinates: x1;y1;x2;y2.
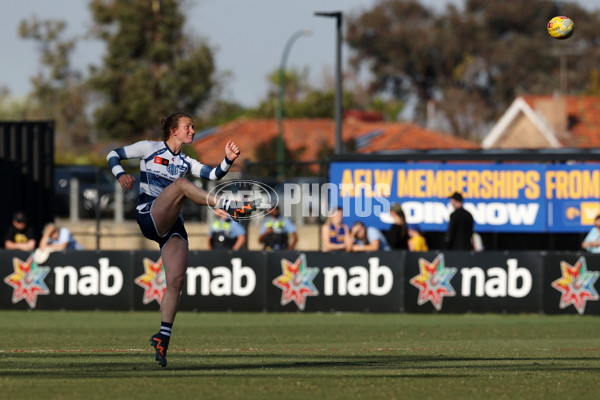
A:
0;0;597;107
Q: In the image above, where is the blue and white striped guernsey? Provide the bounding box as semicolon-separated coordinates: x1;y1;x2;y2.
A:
106;140;232;212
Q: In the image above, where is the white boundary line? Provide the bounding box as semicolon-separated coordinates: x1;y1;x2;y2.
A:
0;347;424;354
1;347;598;354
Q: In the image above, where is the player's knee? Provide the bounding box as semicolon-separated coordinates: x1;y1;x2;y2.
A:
173;177;191;191
167;274;185;291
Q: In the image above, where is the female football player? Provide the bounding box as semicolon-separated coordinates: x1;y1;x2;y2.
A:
107;112;256;367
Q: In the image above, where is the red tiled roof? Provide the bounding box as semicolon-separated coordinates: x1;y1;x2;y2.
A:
520;95;600;147
191;118;479;168
352;121;478;153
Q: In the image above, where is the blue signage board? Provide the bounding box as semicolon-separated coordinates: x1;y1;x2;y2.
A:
329;161;600;233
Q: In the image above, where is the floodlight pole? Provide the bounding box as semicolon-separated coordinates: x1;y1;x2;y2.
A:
315;11;343;154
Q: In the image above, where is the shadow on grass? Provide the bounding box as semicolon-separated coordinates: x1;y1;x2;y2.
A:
1;352;599;378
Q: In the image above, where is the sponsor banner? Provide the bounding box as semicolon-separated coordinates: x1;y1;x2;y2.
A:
404;252;543;314
131;251;267;312
266;251;404;312
2;250;598;315
0;250;132;310
542;254;600;315
181;251;266;312
329;161;600;233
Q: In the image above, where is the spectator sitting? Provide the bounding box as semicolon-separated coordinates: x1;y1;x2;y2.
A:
407;225;429;252
321;207;349;252
39;223;83;251
582;214;600;253
208;210;246;250
258;205;298;250
4;211;36;251
347;221;391;252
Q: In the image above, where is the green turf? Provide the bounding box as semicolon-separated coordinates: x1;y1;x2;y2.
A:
0;312;598;400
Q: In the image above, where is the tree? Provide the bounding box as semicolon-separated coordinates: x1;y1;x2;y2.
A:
19;17;94;158
248;67;364;120
247;137;315;177
0;87;30;120
345;0;600;138
88;0;216;140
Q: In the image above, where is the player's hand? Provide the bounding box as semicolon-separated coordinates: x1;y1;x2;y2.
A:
225;140;240;161
118;174;135;192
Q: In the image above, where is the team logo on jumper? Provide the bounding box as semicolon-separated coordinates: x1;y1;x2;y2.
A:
134;257;166;305
3;256;50;308
410;254;457;311
272;254;319;311
167;163;187;175
551;257;599;315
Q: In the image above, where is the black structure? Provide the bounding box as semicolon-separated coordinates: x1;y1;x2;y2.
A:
0;121;55;244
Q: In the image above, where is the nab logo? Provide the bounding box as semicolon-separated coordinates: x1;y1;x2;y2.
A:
186;258;256;297
460;259;532;298
551;257;599;315
134;257;166;305
54;258;123;296
3;256;50;308
410;254;456;311
322;257;393;296
272;254;319;311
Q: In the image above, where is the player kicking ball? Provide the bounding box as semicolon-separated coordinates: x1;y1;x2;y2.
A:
107;112;257;367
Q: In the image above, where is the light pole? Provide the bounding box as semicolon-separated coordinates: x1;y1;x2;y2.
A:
277;29;312;180
314;11;343;154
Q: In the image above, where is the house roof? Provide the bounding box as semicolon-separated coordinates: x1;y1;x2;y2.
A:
192;118;479;169
483;95;600;149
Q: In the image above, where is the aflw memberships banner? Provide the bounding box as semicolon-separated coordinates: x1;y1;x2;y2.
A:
329;161;600;233
1;250;598;315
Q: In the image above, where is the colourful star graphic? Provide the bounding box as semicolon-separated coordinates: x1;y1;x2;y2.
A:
3;256;50;308
551;257;599;315
272;253;319;311
134;257;166;305
409;254;457;311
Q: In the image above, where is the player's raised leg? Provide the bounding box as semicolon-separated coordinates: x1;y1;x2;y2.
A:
151;177;258;231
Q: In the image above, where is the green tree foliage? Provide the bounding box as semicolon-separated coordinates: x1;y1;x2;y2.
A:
18;17;94;157
249;136;316;177
196;99;246;128
345;0;600;138
0;87;29;120
88;0;216;140
248;67;362;119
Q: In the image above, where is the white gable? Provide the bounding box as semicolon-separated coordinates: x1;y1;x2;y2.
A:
482;97;562;149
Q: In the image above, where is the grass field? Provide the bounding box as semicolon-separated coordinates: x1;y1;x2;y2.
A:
0;311;599;400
